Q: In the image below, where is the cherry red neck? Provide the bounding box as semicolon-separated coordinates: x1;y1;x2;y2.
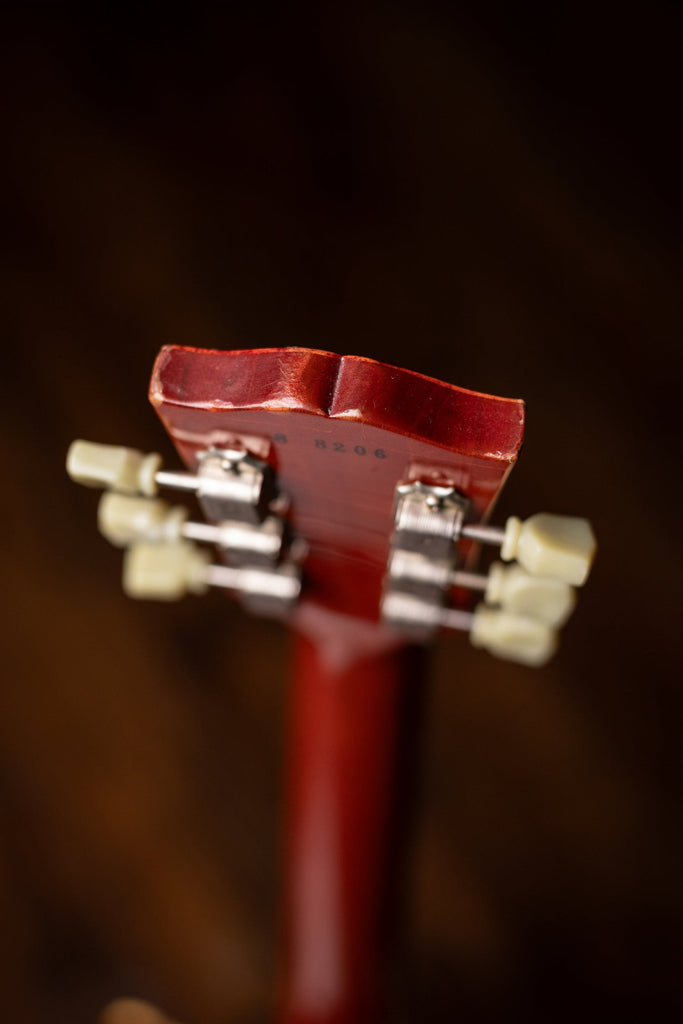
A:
280;618;426;1023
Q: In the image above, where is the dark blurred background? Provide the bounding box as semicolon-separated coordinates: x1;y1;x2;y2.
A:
1;4;682;1022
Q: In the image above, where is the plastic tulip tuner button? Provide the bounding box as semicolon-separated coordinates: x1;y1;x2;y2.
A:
123;541;210;600
484;562;576;627
98;493;188;547
499;513;596;586
469;605;558;667
66;440;162;496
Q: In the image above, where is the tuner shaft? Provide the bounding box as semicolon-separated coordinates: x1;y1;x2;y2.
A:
154;469;198;492
461;523;506;545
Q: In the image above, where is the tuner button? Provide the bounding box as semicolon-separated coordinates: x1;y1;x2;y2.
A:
123;541;210;600
485;562;576;627
500;513;596;586
98;493;188;547
470;605;558;666
66;440;162;496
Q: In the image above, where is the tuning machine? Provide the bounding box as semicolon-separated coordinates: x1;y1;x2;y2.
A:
122;540;301;616
66;440;275;523
97;492;285;566
382;481;596;665
66;440;302;618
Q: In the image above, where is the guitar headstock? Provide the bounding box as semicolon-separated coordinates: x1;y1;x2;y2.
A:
67;347;596;665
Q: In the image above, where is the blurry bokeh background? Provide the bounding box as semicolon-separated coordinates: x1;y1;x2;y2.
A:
1;4;681;1022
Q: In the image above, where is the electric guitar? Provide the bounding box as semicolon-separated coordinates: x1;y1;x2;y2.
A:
67;347;596;1024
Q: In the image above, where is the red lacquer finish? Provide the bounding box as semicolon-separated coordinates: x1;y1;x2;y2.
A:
149;346;524;1023
282;627;425;1024
151;347;524;623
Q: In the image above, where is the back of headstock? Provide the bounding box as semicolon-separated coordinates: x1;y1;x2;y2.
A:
152;346;523;627
68;346;595;665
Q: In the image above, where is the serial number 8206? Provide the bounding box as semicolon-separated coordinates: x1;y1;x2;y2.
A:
272;434;387;459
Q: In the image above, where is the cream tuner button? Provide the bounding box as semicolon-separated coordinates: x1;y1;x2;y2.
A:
485;562;576;627
123;541;210;600
470;605;558;666
98;493;187;547
500;513;596;586
66;440;162;496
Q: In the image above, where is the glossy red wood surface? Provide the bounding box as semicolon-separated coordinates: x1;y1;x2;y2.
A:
149;346;524;1024
282;632;426;1024
151;346;525;624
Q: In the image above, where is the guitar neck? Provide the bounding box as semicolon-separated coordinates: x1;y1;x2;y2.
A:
282;617;426;1024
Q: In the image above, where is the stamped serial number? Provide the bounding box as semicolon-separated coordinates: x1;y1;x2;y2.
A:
272;433;387;459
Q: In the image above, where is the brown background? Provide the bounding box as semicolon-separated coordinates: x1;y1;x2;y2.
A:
1;4;681;1022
